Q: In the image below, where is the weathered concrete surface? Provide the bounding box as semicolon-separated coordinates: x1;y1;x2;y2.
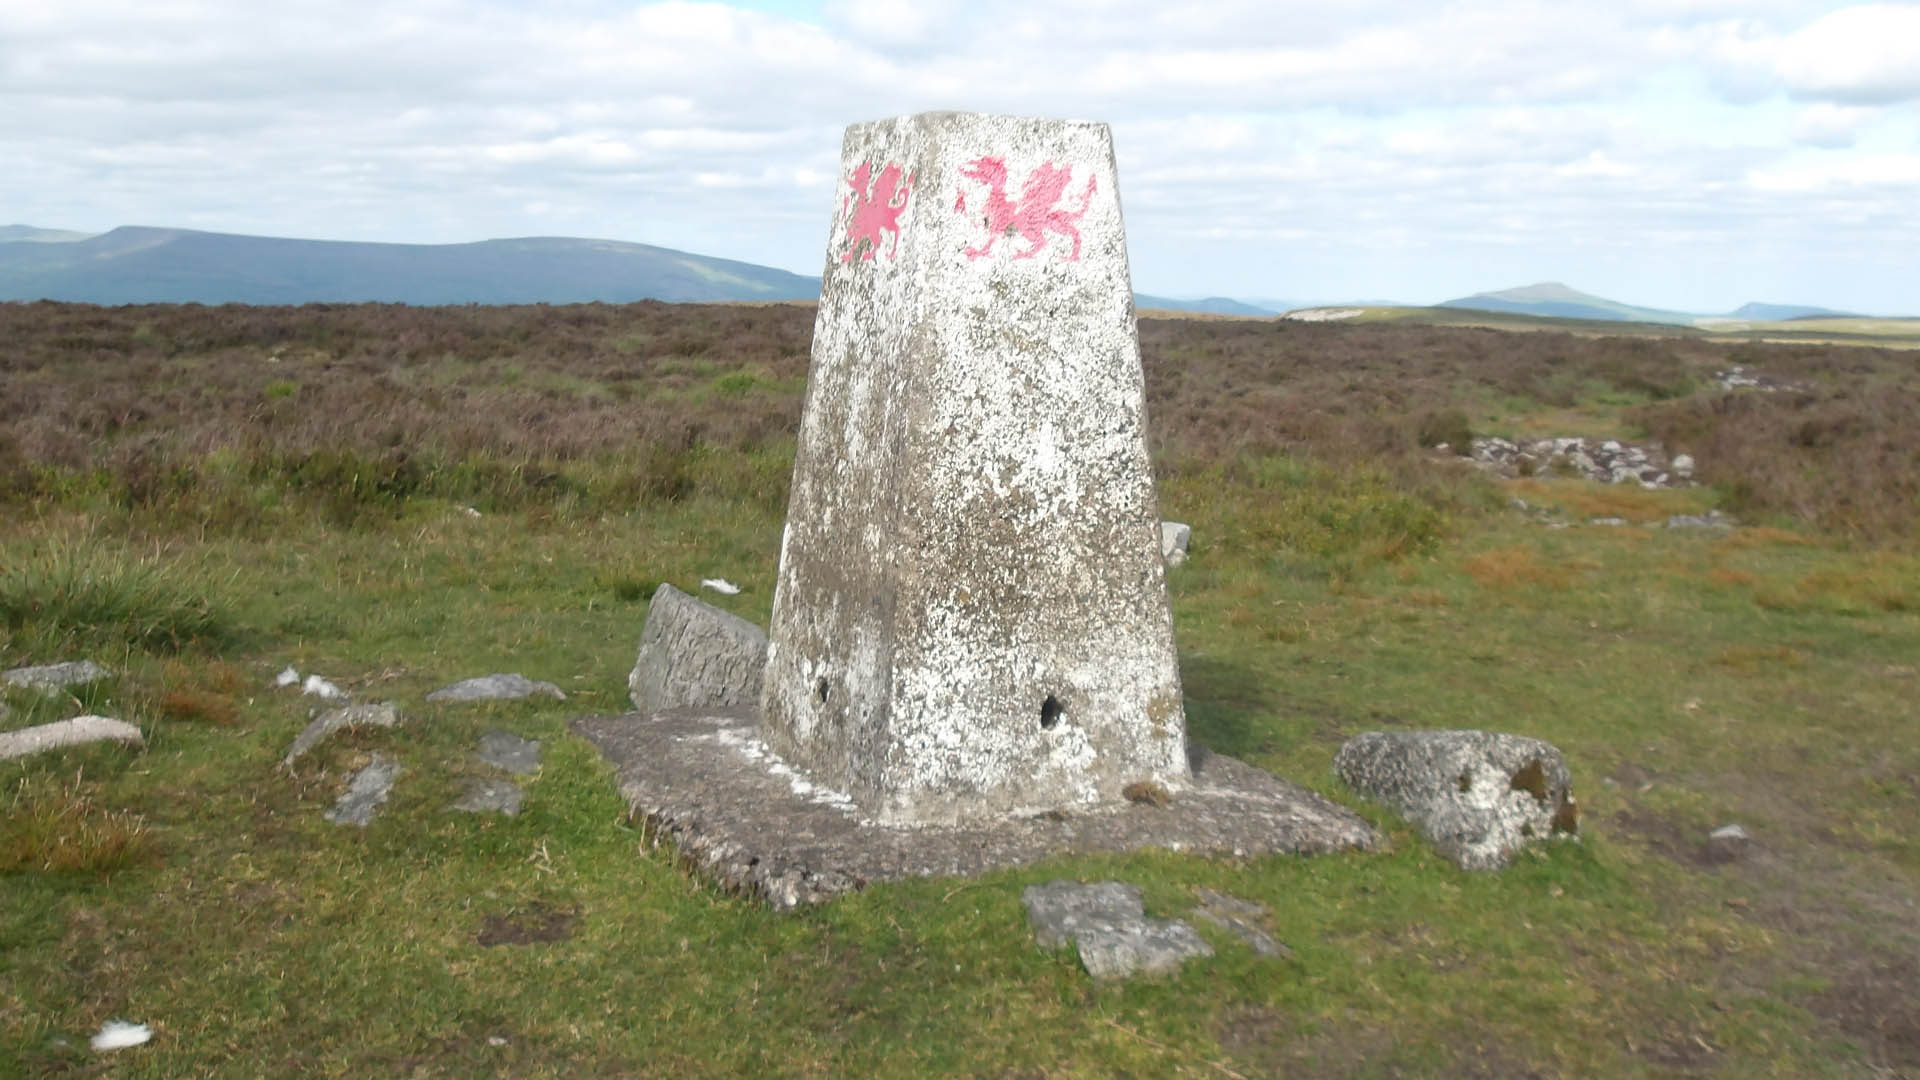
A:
282;702;401;767
0;715;143;761
324;753;403;827
628;583;768;713
426;673;565;703
1022;880;1211;979
575;709;1377;910
1335;730;1579;870
763;112;1186;826
3;659;111;694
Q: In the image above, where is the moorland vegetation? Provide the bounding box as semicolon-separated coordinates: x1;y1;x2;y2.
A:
2;300;1916;1076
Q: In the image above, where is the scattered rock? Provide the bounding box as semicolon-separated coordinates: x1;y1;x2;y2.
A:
0;716;144;761
1191;888;1292;958
273;666;300;688
3;659;111;694
477;729;541;775
627;583;769;714
426;673;565;704
1160;521;1191;566
1704;823;1752;864
450;778;524;817
1715;365;1806;393
301;674;347;701
1467;436;1686;488
1671;453;1695;478
324;753;403;827
1665;510;1734;530
700;577;741;595
1335;730;1579;871
1022;880;1213;979
283;701;401;767
1591;517;1628;527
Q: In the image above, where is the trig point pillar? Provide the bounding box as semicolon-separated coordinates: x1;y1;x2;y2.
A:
761;112;1188;825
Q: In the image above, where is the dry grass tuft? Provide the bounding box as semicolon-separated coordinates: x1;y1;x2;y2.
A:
0;773;153;873
1463;547;1570;589
1712;644;1809;671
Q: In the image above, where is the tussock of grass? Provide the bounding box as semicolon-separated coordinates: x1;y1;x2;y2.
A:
0;773;152;874
1462;546;1570;589
0;540;237;654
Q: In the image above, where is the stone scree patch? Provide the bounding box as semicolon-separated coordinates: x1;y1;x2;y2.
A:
1335;729;1579;870
3;659;112;694
574;708;1377;910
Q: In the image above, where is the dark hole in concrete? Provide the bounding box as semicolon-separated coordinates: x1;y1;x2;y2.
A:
1040;694;1063;730
816;677;830;704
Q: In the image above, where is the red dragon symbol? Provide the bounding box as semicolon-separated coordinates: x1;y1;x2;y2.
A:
841;161;914;263
952;157;1097;262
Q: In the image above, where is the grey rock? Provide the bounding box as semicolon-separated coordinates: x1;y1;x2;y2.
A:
324;753;403;827
1705;823;1752;863
1591;517;1628;527
426;673;565;703
1666;511;1733;530
1022;880;1212;979
1710;823;1748;842
1075;919;1213;979
283;701;401;767
450;778;524;817
1335;729;1578;871
1672;453;1695;476
1023;880;1144;948
1160;521;1192;566
0;715;143;761
3;659;111;694
1191;887;1291;958
477;729;541;775
628;583;768;714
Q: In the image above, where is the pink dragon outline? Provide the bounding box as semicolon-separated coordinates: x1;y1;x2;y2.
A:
952;157;1097;262
841;161;915;263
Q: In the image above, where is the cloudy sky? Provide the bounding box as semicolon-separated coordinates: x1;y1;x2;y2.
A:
3;0;1916;312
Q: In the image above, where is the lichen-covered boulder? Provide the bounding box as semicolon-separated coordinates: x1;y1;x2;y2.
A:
1334;730;1578;870
628;583;768;714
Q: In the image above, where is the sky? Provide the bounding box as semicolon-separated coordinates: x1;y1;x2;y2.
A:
2;0;1916;312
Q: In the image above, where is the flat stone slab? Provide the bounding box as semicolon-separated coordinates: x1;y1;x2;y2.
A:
426;673;565;703
574;708;1378;910
450;778;525;817
627;583;767;714
477;730;541;775
3;659;111;694
1191;887;1290;958
325;753;402;827
0;715;143;761
1022;880;1212;979
283;702;401;767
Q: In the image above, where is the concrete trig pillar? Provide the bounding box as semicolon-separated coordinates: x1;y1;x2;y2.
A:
761;112;1188;825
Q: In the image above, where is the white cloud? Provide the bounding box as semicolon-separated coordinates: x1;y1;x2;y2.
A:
1774;4;1920;103
1791;102;1876;145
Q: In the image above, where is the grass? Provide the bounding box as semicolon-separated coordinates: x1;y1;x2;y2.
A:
1;303;1917;1077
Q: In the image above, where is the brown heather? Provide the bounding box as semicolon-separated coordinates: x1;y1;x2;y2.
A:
1;300;1915;542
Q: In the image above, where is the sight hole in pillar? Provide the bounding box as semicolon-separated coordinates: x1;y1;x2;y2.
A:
816;677;830;705
1040;694;1064;730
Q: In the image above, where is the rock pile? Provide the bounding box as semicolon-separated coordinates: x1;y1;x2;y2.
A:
1715;365;1805;393
1467;436;1690;487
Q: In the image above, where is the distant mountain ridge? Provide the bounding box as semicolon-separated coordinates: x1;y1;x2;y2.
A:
1440;282;1867;326
0;225;822;305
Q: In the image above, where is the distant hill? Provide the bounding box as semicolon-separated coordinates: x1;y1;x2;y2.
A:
1135;294;1276;317
1730;301;1856;322
0;226;821;305
0;224;95;244
1439;282;1698;325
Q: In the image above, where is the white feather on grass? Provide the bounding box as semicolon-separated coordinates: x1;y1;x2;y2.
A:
91;1020;151;1051
700;578;741;595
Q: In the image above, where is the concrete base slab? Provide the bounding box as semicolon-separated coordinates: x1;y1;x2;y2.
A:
574;708;1379;910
